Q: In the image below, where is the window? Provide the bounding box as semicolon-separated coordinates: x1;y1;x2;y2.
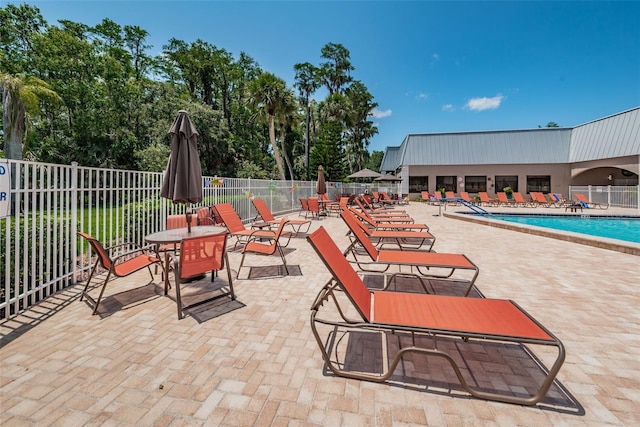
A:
436;176;457;192
527;176;550;193
409;176;428;192
464;176;486;193
495;175;518;192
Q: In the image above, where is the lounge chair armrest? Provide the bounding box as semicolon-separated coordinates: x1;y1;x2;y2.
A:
111;245;160;264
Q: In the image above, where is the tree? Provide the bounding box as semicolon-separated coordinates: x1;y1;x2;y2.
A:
1;72;59;159
344;80;378;172
293;62;320;180
310;120;347;182
318;42;353;95
249;72;288;181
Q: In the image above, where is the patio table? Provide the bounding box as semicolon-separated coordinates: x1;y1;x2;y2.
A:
145;226;228;294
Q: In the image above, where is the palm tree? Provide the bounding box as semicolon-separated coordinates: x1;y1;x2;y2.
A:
276;88;299;181
249;72;287;181
1;72;60;159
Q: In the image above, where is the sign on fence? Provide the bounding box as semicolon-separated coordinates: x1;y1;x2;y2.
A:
0;160;10;218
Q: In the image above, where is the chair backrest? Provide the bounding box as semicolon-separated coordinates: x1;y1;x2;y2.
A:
381;191;391;200
321;194;330;202
497;192;509;203
421;191;429;200
179;232;227;279
308;197;320;213
479;192;490;202
575;193;588;203
339;197;349;210
349;207;376;227
210;205;224;225
243;218;288;255
167;214;197;230
459;191;470;201
513;192;526;203
78;231;113;270
353;197;369;213
307;226;371;321
195;207;214;225
300;198;309;211
252;198;276;222
433;192;442;200
341;210;379;261
445;191;456;199
215;203;247;233
371;191;380;201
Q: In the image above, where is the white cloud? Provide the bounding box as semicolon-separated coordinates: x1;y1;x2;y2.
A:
465;95;505;111
370;108;392;119
416;92;429;100
432;53;439;61
442;104;455;112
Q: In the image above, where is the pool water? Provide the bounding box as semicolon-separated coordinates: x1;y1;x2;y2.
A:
487;214;640;244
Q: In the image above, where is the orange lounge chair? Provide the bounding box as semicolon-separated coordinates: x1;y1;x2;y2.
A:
497;192;516;206
575;193;608;209
358;196;407;214
251;198;311;235
307;226;566;406
216;203;292;250
478;192;498;206
236;218;291;279
173;232;235;319
459;191;473;203
381;191;408;205
512;192;532;207
341;210;478;296
344;209;436;251
349;208;428;231
354;197;410;219
78;232;161;315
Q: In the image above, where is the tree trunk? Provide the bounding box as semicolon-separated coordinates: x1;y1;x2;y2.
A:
279;121;295;181
2;83;25;160
268;114;286;181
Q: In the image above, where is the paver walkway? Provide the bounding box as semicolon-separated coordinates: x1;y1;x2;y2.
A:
1;203;639;426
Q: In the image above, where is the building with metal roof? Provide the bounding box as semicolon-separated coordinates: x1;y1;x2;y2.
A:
380;107;639;197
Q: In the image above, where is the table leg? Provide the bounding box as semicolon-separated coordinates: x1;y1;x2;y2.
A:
164;251;170;295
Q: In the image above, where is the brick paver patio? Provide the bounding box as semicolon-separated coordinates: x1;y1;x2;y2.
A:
1;203;639;426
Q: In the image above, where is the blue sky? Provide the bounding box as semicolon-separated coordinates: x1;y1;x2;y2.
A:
18;0;640;153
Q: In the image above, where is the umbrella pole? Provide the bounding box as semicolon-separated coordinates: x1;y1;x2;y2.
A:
185;203;192;233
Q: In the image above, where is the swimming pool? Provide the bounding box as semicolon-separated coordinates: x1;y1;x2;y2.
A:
486;214;640;243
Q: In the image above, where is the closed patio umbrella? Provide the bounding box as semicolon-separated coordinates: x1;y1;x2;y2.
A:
160;110;202;232
316;165;327;196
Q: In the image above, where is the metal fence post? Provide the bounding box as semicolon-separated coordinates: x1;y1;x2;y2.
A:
70;162;78;285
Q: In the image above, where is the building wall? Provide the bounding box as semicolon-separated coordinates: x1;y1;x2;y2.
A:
406;163;570;197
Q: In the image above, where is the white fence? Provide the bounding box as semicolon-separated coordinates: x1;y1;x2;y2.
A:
0;160;392;318
568;185;639;209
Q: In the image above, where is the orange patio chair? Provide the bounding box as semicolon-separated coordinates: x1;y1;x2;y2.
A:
307;197;323;219
173;232;235;319
349;208;428;231
497;192;516;206
354;198;410;220
459;191;473;203
236;218;291;279
357;196;407;215
478;191;498;206
306;226;566;406
341;210;479;296
215;203;292;250
251;198;311;235
575;193;608;209
78;231;161;315
512;192;532;207
345;208;436;251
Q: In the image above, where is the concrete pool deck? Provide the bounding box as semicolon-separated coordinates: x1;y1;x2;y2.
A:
1;202;639;425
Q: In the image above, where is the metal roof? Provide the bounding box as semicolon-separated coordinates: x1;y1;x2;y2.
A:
380;145;402;172
569;107;640;162
383;107;640;170
397;128;571;167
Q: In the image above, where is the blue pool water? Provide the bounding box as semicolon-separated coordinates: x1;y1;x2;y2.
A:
487;214;640;244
